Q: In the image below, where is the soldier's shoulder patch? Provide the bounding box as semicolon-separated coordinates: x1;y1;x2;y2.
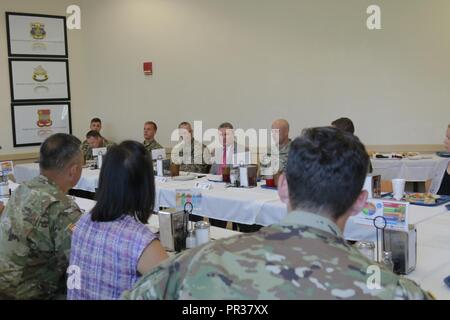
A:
67;223;76;234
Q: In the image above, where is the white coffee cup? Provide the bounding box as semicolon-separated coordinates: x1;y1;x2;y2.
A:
392;179;406;200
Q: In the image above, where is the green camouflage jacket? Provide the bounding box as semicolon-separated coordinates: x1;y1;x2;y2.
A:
0;175;82;299
82;138;114;162
171;138;211;174
122;210;432;300
143;139;164;153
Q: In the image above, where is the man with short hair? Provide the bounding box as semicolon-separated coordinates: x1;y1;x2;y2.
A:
123;127;431;300
210;122;251;175
143;121;163;153
331;117;355;134
81;118;109;159
330;117;373;173
0;134;84;299
270;119;292;173
209;122;254;230
83;130;114;162
171;122;211;173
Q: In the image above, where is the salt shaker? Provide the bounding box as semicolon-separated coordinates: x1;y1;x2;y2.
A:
354;241;375;261
195;221;211;246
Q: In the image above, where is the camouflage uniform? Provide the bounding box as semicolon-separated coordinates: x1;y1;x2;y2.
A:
278;139;292;172
0;175;82;300
171;138;211;174
122;210;432;300
143;139;163;153
83;139;114;162
262;140;292;174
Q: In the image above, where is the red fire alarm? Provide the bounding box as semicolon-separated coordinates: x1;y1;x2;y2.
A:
143;62;153;75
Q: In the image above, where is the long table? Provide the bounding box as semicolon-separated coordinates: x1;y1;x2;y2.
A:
71;195;241;242
60;192;450;300
8;169;450;299
14;163;287;226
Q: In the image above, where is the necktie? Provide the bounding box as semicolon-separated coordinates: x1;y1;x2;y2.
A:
219;145;227;175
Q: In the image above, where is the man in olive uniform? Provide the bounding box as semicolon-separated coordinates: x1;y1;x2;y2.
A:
0;201;4;215
0;134;83;299
83;130;114;162
81;118;108;158
270;119;292;173
143;121;163;153
123;127;432;300
171;122;211;174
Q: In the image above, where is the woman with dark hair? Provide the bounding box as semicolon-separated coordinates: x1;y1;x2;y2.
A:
68;141;168;300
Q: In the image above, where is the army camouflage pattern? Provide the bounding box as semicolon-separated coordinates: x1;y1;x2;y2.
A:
171;138;211;174
277;139;292;172
263;140;291;174
0;175;82;300
122;211;432;300
143;139;164;154
82;138;114;162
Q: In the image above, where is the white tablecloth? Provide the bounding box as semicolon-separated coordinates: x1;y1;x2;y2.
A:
371;156;448;182
14;163;99;193
14;163;287;226
407;212;450;299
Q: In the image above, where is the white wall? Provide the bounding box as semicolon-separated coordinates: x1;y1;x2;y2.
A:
1;0;450;155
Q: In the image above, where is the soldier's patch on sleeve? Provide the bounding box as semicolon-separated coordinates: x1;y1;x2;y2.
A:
67;223;76;234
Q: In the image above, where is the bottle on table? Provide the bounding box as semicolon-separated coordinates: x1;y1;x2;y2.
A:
195;221;211;246
354;241;375;261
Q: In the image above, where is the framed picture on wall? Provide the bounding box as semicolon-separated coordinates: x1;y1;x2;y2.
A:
9;58;71;102
11;102;72;147
5;12;68;58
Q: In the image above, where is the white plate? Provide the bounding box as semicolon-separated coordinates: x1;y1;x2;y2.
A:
207;174;223;182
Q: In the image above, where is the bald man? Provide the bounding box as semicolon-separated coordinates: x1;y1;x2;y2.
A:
271;119;292;172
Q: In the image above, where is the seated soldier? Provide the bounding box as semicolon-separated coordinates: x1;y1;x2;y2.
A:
270;119;292;173
331;117;373;173
331;117;355;134
83;130;114;162
0;134;83;299
171;122;211;174
143;121;164;153
123;127;432;300
81;118;109;157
